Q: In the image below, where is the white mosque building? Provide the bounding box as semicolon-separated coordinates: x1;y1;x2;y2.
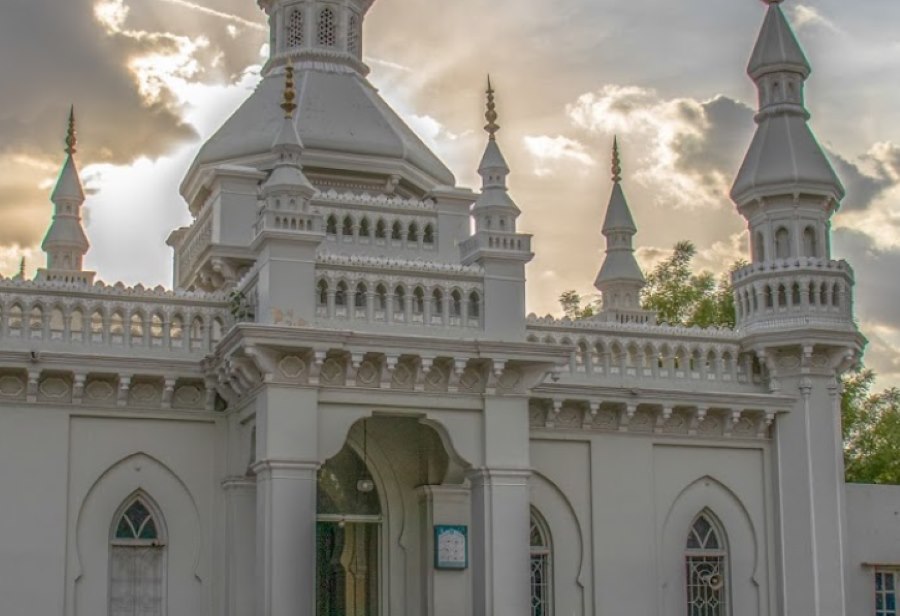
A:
1;0;898;615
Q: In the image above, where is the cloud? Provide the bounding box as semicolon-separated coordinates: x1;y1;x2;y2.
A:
522;135;596;176
566;85;756;211
790;5;840;33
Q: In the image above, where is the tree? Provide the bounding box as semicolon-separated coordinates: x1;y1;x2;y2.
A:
558;290;597;320
842;369;900;484
640;241;742;328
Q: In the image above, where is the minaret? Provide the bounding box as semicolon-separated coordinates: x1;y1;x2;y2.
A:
250;65;325;325
731;3;863;615
460;78;534;340
593;138;652;324
37;107;95;285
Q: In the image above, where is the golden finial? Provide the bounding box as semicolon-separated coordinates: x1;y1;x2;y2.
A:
281;65;297;118
611;136;622;183
65;105;77;156
484;75;500;140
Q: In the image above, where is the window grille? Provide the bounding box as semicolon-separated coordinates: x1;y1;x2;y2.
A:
877;570;898;616
110;496;165;616
347;13;360;54
530;510;552;616
287;9;304;48
317;8;336;47
685;513;728;616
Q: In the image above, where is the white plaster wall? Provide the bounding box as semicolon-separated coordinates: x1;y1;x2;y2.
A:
66;415;220;616
845;483;900;612
0;405;70;616
530;433;774;616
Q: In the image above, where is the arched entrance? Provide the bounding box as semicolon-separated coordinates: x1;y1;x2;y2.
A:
315;414;473;616
316;438;381;616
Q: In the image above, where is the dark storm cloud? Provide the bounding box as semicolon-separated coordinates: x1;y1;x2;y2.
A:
671;95;756;196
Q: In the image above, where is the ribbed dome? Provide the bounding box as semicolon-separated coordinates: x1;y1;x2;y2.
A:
190;69;456;188
731;113;844;203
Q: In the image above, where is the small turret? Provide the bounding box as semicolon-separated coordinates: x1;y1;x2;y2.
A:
37;107;95;285
593;138;653;325
249;66;326;325
460;77;533;340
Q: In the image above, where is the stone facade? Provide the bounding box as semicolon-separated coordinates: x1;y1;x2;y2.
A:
0;1;896;615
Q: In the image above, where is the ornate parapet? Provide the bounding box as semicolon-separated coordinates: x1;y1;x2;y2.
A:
0;277;230;357
525;315;758;391
732;257;856;332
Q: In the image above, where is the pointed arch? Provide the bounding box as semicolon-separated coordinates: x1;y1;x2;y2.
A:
530;506;553;616
685;510;729;616
659;475;763;616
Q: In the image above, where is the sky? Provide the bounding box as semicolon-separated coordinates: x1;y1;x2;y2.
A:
2;0;900;386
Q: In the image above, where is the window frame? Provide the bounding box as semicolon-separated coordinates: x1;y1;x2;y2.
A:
530;508;553;616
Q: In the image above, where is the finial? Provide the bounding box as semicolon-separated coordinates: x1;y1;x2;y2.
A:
280;65;297;118
65;105;77;156
484;75;500;140
611;136;622;183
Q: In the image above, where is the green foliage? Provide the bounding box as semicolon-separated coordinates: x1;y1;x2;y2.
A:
640;241;742;329
558;290;597;320
842;369;900;485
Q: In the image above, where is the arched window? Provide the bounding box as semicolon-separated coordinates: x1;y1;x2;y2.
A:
375;219;387;239
408;222;419;242
110;495;165;616
359;217;371;238
685;513;728;616
530;509;553;616
393;286;405;315
412;287;425;314
317;7;336;47
346;13;360;55
424;224;435;245
355;283;368;309
802;226;818;258
754;231;765;262
391;221;403;241
326;215;338;236
450;290;462;317
287;8;304;48
335;282;348;308
317;279;329;306
774;227;790;260
432;288;443;315
375;284;388;312
468;292;481;319
342;216;354;237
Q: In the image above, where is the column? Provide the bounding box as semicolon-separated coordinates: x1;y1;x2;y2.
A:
252;386;320;616
773;371;849;615
418;485;472;616
470;396;531;616
222;477;256;616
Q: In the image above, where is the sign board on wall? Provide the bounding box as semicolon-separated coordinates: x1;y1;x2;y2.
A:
434;525;468;570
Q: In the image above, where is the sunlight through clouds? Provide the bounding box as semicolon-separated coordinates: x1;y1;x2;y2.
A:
522;135;596;177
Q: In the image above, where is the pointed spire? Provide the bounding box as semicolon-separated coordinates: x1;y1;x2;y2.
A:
65;106;77;156
748;0;810;79
595;137;645;309
262;65;315;198
484;75;500;140
732;0;843;205
280;65;297;118
18;257;25;279
611;136;622;183
38;107;94;285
